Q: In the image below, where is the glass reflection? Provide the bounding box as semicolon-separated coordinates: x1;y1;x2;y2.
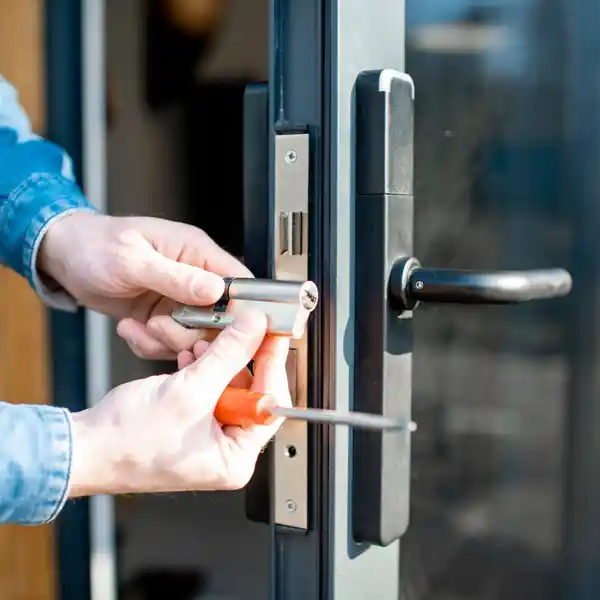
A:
403;1;580;599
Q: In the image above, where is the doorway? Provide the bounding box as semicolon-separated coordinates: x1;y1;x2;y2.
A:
105;1;270;599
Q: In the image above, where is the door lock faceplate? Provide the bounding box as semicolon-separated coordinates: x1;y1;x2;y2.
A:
272;132;311;530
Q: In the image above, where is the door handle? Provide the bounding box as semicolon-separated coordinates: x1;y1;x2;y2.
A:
351;69;573;548
389;257;572;309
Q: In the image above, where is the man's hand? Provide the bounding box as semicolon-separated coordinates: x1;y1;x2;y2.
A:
68;311;290;497
38;212;251;360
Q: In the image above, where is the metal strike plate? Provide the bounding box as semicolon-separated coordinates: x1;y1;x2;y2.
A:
273;132;310;530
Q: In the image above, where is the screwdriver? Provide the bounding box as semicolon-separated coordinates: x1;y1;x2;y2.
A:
215;386;417;432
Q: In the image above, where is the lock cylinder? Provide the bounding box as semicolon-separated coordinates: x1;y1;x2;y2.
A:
220;277;318;309
171;277;318;339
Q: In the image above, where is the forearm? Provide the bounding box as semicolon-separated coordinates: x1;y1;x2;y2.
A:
0;75;98;310
0;398;136;524
0;402;72;524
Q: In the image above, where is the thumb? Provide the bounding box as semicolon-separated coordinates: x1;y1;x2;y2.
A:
132;245;225;305
180;310;267;408
226;336;291;451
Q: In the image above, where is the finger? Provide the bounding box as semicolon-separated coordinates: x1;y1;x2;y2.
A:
226;337;291;450
124;334;176;360
117;318;177;360
193;234;253;279
251;337;291;402
181;340;253;388
177;350;195;370
124;337;176;361
146;314;217;354
176;340;211;371
140;294;177;323
230;370;253;389
131;244;226;305
179;310;267;409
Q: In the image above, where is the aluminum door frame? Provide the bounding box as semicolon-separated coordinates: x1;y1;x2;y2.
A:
82;2;118;600
45;2;91;600
46;2;116;599
269;1;407;598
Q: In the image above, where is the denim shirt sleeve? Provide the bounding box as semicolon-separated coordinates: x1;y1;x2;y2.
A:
0;79;83;521
0;402;73;524
0;75;99;311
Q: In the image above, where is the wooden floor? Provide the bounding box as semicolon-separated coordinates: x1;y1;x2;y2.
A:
0;1;58;599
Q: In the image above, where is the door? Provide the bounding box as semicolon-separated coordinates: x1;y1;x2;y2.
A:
256;0;586;599
51;1;593;599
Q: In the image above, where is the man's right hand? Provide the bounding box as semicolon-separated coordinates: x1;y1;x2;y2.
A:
67;310;290;497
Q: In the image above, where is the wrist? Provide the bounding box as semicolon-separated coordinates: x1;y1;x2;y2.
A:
69;409;132;497
37;210;101;291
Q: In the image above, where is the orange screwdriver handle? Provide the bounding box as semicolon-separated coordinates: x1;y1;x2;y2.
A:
214;386;276;428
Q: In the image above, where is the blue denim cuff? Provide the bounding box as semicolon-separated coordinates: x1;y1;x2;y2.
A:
0;403;73;525
0;173;98;307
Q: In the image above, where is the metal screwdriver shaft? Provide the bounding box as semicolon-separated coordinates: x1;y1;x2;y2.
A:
214;387;417;432
268;405;416;432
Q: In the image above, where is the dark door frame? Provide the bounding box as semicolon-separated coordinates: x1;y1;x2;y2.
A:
269;1;406;598
45;1;92;600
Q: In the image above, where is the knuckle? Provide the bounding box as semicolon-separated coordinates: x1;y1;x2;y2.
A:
107;239;135;275
170;268;195;293
205;343;247;375
115;227;142;248
221;322;260;352
126;339;147;359
146;315;165;333
146;319;189;352
146;316;166;335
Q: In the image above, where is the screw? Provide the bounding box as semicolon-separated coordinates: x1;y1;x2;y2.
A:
212;314;221;323
415;280;424;290
285;150;297;164
285;499;297;513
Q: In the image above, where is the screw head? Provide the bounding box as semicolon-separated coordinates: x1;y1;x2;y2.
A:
211;314;221;323
285;150;297;164
285;499;297;513
415;280;424;290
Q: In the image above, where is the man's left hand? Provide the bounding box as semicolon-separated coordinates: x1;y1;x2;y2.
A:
38;212;251;360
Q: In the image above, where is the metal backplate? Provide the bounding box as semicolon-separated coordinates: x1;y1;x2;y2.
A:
353;70;415;546
273;132;310;529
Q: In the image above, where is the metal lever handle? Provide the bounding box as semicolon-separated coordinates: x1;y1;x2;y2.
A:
389;257;573;310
